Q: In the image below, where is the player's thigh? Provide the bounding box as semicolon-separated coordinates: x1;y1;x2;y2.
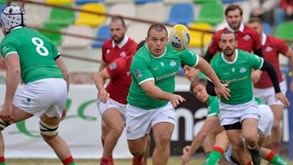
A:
152;122;174;144
102;107;124;129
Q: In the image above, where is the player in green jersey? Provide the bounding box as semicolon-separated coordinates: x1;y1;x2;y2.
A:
125;23;230;165
0;6;75;165
207;30;290;165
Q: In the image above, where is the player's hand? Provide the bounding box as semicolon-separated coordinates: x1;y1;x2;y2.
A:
215;82;230;100
98;90;110;103
181;146;191;165
169;94;185;108
275;93;290;108
251;70;262;84
0;103;14;123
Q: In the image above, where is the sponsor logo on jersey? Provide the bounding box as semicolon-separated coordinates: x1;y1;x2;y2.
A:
240;67;246;73
120;51;126;57
109;63;117;70
265;46;273;52
232;68;235;72
243;34;251;41
106;49;110;54
2;46;9;53
170;61;176;67
160;62;164;67
135;69;142;78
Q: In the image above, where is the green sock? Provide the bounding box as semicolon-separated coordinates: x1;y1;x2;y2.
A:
0;162;5;165
205;152;211;159
205;146;224;165
271;154;288;165
68;163;75;165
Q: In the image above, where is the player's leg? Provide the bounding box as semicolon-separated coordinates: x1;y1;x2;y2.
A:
100;107;124;164
39;79;75;165
205;130;229;165
126;105;153;165
0;104;32;165
269;104;284;153
152;122;174;165
128;135;149;165
40;113;75;165
260;147;288;165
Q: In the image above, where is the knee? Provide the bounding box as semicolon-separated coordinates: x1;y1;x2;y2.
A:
155;134;171;148
128;143;146;156
243;134;258;145
111;124;124;138
39;120;59;142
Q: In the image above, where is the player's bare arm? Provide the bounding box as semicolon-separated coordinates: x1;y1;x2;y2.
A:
140;80;185;108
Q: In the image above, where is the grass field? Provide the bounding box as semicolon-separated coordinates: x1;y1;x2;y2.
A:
5;157;293;165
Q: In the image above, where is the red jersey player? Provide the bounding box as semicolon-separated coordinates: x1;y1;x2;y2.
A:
96;16;137;165
204;4;263;63
247;17;293;154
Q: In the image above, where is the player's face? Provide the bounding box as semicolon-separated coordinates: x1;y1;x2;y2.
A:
192;84;209;103
226;9;242;30
110;21;126;45
183;65;199;82
146;29;168;56
219;33;237;57
247;22;263;35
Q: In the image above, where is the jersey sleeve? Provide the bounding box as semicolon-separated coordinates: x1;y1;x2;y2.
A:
207;32;221;54
130;55;154;85
251;30;262;51
207;96;219;116
276;37;289;55
51;44;60;59
0;39;18;58
106;57;125;78
249;53;264;70
180;49;199;67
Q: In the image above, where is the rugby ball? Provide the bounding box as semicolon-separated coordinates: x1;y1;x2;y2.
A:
169;24;190;51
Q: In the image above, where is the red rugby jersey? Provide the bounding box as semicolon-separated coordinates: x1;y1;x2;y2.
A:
208;24;262;54
102;37;137;64
254;34;289;88
105;56;133;104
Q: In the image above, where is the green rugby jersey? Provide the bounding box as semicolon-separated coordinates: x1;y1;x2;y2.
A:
207;95;219;116
211;49;264;105
0;27;63;84
128;44;199;109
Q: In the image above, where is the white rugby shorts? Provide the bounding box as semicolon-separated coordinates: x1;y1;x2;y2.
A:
13;78;67;118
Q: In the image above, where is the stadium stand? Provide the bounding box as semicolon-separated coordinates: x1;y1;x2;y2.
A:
196;1;224;25
188;22;213;47
91;24;111;48
61;25;93;49
40;23;62;46
75;3;106;27
45;0;74;5
166;2;195;25
106;2;136;25
76;0;104;5
137;2;166;22
46;4;75;27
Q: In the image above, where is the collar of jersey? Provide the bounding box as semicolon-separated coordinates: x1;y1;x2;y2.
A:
112;36;129;48
226;23;244;33
221;49;238;64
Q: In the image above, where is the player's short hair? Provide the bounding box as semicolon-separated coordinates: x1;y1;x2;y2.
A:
147;23;167;38
220;30;237;41
225;4;243;16
248;17;262;24
189;78;207;93
1;5;26;33
110;16;126;27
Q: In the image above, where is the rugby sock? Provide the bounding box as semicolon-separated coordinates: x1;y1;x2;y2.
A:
205;146;224;165
62;156;75;165
205;151;211;159
265;150;288;165
132;151;145;165
100;157;114;165
246;161;252;165
0;157;5;165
